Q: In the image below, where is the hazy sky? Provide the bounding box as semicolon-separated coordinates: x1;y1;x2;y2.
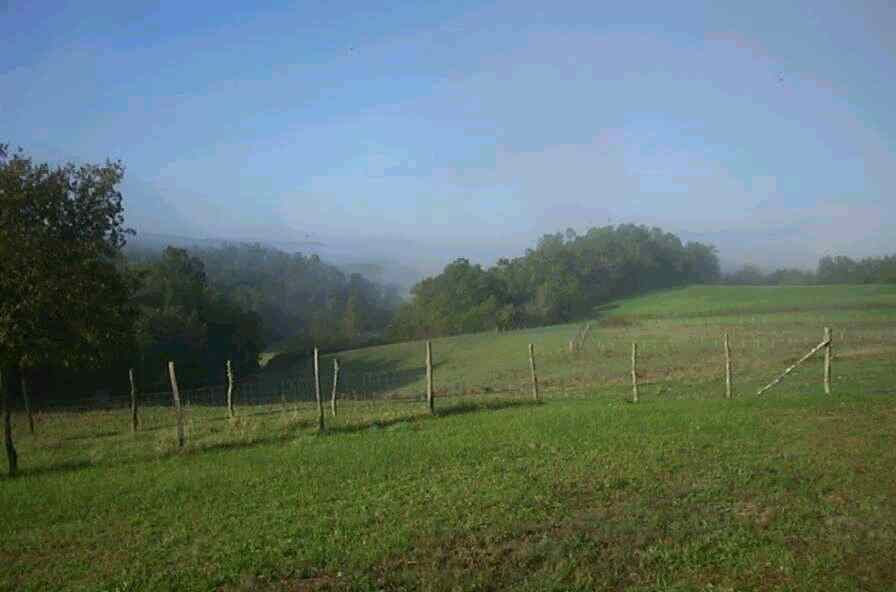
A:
3;1;895;273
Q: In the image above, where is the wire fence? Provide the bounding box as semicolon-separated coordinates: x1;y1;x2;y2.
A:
6;318;896;472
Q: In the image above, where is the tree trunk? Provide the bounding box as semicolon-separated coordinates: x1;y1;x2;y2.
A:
1;368;17;477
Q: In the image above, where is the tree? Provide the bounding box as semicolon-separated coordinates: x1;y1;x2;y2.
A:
132;247;263;389
0;145;135;475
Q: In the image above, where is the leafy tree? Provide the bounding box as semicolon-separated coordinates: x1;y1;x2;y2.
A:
0;145;135;475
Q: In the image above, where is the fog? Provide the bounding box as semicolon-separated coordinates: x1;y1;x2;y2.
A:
4;1;895;284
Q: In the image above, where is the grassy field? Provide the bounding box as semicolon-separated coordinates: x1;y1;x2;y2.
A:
2;285;895;591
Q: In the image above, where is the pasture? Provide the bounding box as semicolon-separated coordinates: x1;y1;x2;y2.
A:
2;285;895;591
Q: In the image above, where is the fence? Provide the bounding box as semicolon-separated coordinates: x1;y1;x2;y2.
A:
4;320;890;477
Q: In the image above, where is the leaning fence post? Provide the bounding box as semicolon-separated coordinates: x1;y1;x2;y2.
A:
824;327;832;395
724;333;733;400
331;357;340;417
314;348;324;432
168;361;185;448
528;343;540;402
426;341;435;414
129;368;139;432
226;360;235;419
631;343;639;403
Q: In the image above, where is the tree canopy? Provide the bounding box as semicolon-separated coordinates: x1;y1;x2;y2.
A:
389;225;720;339
0;145;135;372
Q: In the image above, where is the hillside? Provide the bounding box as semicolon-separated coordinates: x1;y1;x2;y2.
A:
259;284;896;402
3;284;896;590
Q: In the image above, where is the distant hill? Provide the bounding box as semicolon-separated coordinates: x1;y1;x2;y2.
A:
126;231;423;294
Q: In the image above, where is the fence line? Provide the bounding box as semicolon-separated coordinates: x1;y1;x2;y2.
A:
1;326;853;476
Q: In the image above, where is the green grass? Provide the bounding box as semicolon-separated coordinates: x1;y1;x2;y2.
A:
603;284;896;318
2;284;896;591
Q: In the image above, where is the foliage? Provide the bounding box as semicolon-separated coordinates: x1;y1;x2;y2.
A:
130;247;264;389
389;225;720;339
0;145;135;374
188;243;402;351
724;255;896;286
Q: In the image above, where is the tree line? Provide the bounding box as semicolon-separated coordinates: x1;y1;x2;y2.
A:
388;226;721;339
724;255;896;286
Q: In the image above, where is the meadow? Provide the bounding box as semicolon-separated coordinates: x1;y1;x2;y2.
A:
1;284;895;591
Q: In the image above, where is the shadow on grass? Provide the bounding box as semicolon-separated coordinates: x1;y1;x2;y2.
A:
328;396;541;435
6;395;542;479
63;430;119;441
2;459;94;480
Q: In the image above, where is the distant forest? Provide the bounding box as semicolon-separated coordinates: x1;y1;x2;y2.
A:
724;255;896;286
388;226;720;339
3;146;895;404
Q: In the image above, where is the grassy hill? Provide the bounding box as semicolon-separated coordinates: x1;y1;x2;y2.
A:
255;284;896;402
3;284;895;590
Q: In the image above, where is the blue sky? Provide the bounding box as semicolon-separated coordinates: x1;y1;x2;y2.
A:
2;0;895;272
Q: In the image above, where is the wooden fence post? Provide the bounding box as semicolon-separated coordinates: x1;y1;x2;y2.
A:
20;372;34;435
824;327;832;395
168;361;185;448
314;348;324;432
226;360;235;419
426;341;434;414
631;343;639;403
1;368;17;477
331;357;340;417
129;368;139;432
529;343;540;402
724;333;732;400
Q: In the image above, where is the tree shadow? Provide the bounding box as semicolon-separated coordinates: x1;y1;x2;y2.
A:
327;395;540;435
64;430;119;441
1;459;93;480
6;393;542;479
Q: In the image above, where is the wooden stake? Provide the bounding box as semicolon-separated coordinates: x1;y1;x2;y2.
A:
314;348;324;432
168;361;185;448
1;368;17;477
757;337;830;396
226;359;235;419
631;343;639;403
824;327;832;395
129;368;139;432
724;333;732;400
20;372;34;435
426;341;434;414
331;357;340;417
529;343;540;402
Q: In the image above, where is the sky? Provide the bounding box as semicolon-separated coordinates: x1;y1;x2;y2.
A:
2;0;895;275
